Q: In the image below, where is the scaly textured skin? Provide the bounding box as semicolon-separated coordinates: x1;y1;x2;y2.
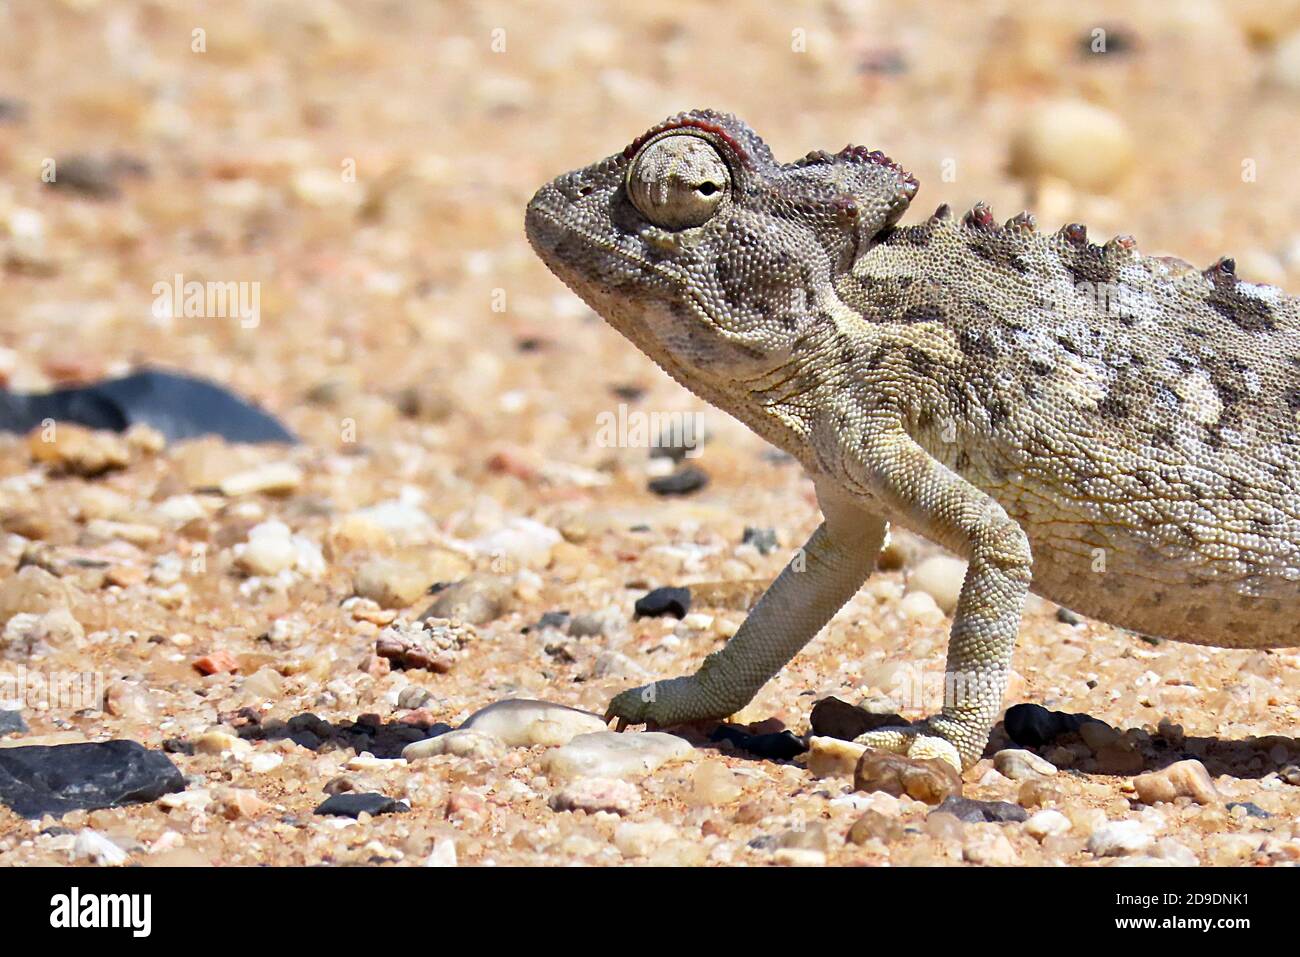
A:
525;109;1300;770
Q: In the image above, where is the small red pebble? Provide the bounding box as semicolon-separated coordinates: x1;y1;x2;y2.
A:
701;817;727;838
485;448;537;480
398;708;439;728
446;790;488;819
193;651;239;675
364;654;391;679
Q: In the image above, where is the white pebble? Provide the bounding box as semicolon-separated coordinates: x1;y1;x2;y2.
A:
73;829;128;866
1010;99;1135;192
613;820;679;858
1025;808;1072;840
1087;819;1154;858
236;521;297;576
995;748;1057;780
546;730;694;781
425;839;458;867
907;555;966;615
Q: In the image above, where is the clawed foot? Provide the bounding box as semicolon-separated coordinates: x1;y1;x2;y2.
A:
604;683;658;731
854;722;964;773
604;674;736;731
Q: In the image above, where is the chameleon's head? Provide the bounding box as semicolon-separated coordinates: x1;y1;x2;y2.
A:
526;109;916;384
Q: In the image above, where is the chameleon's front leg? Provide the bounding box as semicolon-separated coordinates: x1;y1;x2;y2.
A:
851;427;1032;770
606;483;886;729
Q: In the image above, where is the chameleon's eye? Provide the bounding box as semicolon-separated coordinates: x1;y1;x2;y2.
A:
627;133;730;229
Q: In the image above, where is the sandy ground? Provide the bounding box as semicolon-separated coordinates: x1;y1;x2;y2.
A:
0;0;1298;866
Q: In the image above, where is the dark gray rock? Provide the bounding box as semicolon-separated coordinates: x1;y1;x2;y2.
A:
809;696;905;741
0;740;186;818
1003;703;1092;747
711;725;806;760
931;795;1028;824
0;368;295;444
0;710;26;735
1055;606;1084;625
315;792;410;818
634;586;691;619
742;527;778;555
647;466;709;496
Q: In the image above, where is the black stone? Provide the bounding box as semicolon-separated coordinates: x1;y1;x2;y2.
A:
634;586;691;619
0;368;295;444
289;730;323;751
315;793;410;818
1003;703;1092;747
647;466;709;496
809;696;905;741
710;725;808;760
0;710;27;735
1226;801;1270;819
931;795;1028;824
535;610;571;631
649;421;705;462
609;384;646;402
287;712;333;737
0;740;186;819
44;153;143;199
742;526;778;555
0;97;27;125
1055;606;1084;626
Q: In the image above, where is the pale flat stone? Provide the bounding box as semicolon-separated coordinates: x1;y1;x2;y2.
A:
773;848;826;866
219;462;303;496
403;728;506;761
1133;759;1218;806
907;555;966;615
74;828;128;866
1087;820;1154;858
545;731;693;781
425;839;458;867
613;820;679;858
549;776;640;814
1025;808;1072;840
994;748;1057;780
460;699;607;747
807;735;867;778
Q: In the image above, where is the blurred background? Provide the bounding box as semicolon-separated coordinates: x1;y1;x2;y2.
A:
2;0;1299;457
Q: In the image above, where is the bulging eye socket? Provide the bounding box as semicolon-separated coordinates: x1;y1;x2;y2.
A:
626;132;731;230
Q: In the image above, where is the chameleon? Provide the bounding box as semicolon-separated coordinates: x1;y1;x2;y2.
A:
525;109;1300;771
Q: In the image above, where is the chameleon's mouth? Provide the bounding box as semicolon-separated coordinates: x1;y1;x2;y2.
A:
525;184;684;290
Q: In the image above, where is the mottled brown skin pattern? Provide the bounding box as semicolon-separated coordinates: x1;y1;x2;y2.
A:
857;212;1300;646
526;109;1299;769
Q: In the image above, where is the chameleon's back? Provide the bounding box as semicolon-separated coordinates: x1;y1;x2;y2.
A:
853;212;1300;645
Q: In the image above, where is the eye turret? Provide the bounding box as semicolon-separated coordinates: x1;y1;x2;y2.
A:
626;133;730;229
